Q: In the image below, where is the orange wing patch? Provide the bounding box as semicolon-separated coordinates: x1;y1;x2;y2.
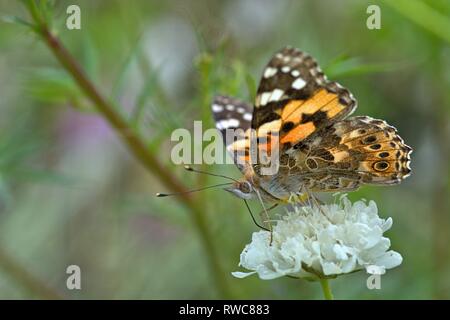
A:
281;89;343;125
280;122;316;144
281;100;306;123
227;141;251;163
278;88;351;146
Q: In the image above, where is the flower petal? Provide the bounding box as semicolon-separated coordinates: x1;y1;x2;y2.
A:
233;195;402;280
231;271;257;278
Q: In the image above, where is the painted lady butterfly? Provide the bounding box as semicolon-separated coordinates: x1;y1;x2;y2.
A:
212;47;412;204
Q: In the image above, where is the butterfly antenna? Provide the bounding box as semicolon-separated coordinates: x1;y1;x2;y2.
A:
243;199;270;231
156;182;233;197
183;165;239;182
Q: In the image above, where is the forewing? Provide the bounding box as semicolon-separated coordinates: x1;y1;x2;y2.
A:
252;47;357;151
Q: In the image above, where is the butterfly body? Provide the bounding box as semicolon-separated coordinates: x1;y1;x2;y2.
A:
213;47;412;204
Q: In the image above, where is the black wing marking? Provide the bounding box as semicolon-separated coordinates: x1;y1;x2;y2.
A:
252;46;357;130
212;95;253;144
211;95;254;173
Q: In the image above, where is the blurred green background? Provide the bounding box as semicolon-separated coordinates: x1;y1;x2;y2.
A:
0;0;449;299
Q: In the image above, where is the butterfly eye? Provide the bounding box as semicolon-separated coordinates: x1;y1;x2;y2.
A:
240;181;252;193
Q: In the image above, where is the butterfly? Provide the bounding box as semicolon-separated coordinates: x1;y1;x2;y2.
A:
212;47;412;205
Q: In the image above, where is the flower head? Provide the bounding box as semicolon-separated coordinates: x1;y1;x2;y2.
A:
232;195;402;280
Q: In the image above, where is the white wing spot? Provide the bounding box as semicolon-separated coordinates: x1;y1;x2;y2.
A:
406;160;411;170
237;107;245;113
310;68;319;76
270;88;284;102
243;113;252;121
335;82;344;89
292;78;306;90
260;89;285;106
226;104;235;111
316;78;326;85
281;66;290;73
212;104;223;112
283;56;291;63
263;67;277;78
260;92;271;106
291;70;300;77
228;119;240;127
218;119;240;129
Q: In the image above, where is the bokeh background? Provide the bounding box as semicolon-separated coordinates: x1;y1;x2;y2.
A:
0;0;449;299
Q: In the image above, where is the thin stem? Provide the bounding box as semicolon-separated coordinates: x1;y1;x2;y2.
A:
21;0;230;298
319;278;334;300
0;246;62;299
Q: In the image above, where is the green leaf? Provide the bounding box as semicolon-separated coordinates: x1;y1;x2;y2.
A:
132;63;163;125
383;0;450;44
38;0;54;29
81;36;99;81
111;35;145;101
23;67;88;109
245;72;256;102
1;15;35;29
324;56;412;78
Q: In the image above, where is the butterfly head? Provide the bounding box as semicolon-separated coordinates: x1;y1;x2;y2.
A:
224;180;255;200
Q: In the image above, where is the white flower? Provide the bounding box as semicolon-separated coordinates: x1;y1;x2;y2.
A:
232;195;402;280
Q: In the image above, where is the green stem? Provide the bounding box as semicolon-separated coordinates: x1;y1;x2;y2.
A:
21;0;230;298
0;246;62;299
319;278;334;300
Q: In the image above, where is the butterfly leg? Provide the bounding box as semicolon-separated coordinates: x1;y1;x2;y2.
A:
259;203;278;245
291;183;314;207
253;189;276;243
302;185;333;222
257;203;278;226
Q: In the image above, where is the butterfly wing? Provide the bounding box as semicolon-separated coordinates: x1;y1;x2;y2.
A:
211;95;253;173
251;47;411;198
211;47;411;199
295;116;412;192
252;46;357;150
